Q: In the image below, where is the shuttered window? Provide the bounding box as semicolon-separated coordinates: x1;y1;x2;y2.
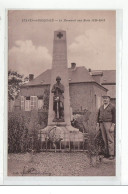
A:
21;96;25;110
30;96;37;110
25;97;30;111
38;96;43;110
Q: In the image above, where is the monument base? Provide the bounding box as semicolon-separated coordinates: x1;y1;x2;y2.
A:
39;125;84;142
52;118;65;122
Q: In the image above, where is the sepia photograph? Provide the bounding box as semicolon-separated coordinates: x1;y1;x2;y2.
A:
8;10;116;177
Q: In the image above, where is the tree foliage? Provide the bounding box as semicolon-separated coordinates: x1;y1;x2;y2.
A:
8;70;28;100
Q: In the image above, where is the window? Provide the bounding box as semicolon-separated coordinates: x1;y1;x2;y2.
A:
25;97;30;111
38;96;44;109
21;96;25;110
30;96;37;110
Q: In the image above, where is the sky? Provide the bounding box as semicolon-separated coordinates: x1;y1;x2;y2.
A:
8;10;116;77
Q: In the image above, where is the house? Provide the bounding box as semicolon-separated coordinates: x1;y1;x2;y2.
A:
91;69;116;105
11;63;113;113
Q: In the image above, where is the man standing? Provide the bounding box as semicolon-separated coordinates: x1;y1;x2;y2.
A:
51;76;64;121
97;95;116;160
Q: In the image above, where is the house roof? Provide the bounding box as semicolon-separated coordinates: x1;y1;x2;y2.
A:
23;66;95;87
101;70;116;84
92;70;116;84
23;69;51;86
22;66;111;92
91;70;116;98
91;71;103;76
68;66;95;83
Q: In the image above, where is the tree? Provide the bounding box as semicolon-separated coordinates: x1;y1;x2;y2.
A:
8;70;28;100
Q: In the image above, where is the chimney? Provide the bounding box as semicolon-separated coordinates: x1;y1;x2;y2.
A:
88;68;91;72
29;74;34;81
71;63;76;70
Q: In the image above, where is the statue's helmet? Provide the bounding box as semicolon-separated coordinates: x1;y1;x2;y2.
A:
56;76;61;81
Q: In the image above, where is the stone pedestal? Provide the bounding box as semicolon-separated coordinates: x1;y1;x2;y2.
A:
41;30;83;142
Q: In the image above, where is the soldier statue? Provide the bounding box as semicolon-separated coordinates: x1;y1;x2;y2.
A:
51;76;64;122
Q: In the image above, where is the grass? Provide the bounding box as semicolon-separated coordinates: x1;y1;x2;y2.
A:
8;152;115;176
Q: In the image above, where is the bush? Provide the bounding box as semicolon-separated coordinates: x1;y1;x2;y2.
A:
8;110;48;153
8;111;30;153
72;110;96;133
72;111;105;156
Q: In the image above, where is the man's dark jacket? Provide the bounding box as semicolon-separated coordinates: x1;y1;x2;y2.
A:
97;103;116;124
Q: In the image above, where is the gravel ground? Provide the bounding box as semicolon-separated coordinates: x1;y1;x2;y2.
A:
8;152;115;176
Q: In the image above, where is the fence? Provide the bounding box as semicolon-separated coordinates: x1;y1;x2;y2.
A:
28;130;89;152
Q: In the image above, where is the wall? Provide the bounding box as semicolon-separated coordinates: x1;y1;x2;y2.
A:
19;82;107;113
102;84;116;99
69;83;94;112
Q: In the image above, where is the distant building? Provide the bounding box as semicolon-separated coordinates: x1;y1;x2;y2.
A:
9;63;116;113
91;70;116;105
9;63;116;112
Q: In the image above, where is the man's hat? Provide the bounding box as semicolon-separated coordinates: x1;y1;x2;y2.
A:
56;76;61;81
102;95;111;99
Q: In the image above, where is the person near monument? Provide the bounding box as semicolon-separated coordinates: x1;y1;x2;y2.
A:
51;76;64;121
97;95;116;160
